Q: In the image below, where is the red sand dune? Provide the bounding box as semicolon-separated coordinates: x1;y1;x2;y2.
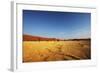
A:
23;34;61;41
23;34;90;41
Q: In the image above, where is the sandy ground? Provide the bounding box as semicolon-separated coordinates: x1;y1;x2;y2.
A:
23;40;91;62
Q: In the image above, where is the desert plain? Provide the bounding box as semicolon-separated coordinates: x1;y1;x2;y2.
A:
23;36;91;62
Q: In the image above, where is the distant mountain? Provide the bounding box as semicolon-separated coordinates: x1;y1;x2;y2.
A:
23;34;61;41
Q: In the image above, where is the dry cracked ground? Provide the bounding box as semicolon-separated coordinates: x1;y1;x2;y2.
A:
23;40;91;62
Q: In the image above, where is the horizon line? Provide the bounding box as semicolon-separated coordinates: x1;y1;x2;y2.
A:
23;34;91;40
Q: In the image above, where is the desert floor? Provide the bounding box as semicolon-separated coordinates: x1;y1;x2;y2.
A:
23;40;91;62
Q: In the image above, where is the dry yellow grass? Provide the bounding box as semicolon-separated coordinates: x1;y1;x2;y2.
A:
23;40;91;62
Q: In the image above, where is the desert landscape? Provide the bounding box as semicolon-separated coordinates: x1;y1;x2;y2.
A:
23;10;91;63
23;34;91;62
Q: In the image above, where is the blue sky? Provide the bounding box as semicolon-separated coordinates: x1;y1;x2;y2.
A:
23;10;91;39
